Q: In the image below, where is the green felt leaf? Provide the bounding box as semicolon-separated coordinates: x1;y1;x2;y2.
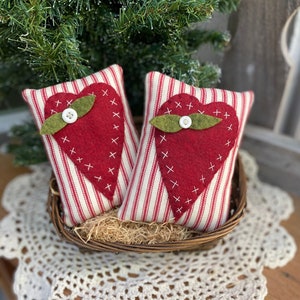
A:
189;113;221;130
40;113;66;135
70;94;96;117
150;113;222;133
40;94;96;135
150;114;182;133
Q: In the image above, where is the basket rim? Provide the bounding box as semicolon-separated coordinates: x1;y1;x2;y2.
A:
47;155;247;253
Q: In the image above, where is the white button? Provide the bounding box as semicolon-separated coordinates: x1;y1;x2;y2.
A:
62;108;78;124
179;116;192;129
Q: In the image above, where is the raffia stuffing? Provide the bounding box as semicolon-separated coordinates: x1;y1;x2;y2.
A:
73;209;196;245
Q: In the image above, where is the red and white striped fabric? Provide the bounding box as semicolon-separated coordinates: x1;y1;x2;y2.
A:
22;65;139;227
118;71;254;231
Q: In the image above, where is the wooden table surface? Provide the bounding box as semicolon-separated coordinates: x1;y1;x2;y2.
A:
0;153;299;300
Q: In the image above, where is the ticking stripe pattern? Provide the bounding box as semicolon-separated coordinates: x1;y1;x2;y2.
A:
22;65;139;227
118;71;254;231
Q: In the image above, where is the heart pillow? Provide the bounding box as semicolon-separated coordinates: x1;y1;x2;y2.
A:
118;71;254;231
22;65;139;227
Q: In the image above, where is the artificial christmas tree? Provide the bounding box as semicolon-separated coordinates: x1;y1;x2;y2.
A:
0;0;239;165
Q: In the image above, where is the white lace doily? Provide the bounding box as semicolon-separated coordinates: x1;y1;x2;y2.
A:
0;151;296;300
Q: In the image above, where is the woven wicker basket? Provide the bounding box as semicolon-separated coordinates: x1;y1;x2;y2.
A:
47;154;246;253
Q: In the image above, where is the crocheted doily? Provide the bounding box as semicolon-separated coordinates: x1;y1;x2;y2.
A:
0;151;296;300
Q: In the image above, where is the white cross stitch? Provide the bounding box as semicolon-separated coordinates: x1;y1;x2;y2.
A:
227;124;233;131
66;100;73;106
160;135;167;143
224;112;230;119
200;175;206;183
84;163;94;171
112;112;120;118
110;98;117;106
109;152;117;159
61;136;70;143
192;186;199;194
108;167;115;175
170;179;179;189
94;176;102;182
213;109;221;116
105;183;111;191
164;107;172;114
161;151;169;159
173;195;181;202
176;207;183;213
186;102;193;110
175;101;182;108
111;137;119;145
225;140;231;147
55;100;62;107
166;165;174;174
209;162;215;171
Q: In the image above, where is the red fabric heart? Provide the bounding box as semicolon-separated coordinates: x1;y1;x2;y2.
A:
44;83;124;200
154;93;239;220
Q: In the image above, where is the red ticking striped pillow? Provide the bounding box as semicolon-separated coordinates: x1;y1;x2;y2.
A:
118;71;254;231
22;65;139;227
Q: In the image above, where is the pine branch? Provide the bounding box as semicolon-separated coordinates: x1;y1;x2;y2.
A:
217;0;240;13
186;29;231;50
7;121;47;166
113;0;218;42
